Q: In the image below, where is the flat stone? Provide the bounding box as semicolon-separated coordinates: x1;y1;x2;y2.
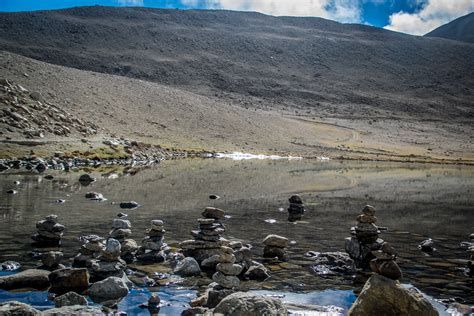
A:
212;271;240;289
0;269;50;291
216;263;243;276
202;207;225;219
263;235;288;248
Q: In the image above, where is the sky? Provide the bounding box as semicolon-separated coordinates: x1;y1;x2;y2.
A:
0;0;473;35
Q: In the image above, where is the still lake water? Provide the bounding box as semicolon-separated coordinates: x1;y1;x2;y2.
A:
0;158;473;313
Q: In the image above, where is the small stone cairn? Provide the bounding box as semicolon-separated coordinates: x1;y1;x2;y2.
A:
90;238;127;280
180;207;229;263
263;234;289;260
288;194;305;221
136;220;168;263
40;251;65;271
109;215;138;263
31;214;65;246
369;243;402;280
212;246;243;289
73;235;105;268
345;205;385;269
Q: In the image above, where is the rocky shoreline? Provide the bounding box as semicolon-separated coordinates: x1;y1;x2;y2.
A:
1;190;472;315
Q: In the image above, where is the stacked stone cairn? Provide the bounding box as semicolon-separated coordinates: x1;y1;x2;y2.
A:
263;234;289;260
136;220;169;263
31;214;65;246
369;243;402;280
212;246;243;289
40;251;65;271
90;238;127;280
73;235;105;268
345;205;385;269
288;194;306;222
109;215;138;263
180;207;229;263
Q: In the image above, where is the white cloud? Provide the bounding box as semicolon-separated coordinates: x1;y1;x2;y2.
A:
385;0;474;35
181;0;365;23
117;0;144;6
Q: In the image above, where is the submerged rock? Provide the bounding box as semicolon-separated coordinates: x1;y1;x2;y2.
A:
348;275;438;316
419;238;436;252
213;292;287;316
309;251;356;276
0;269;50;290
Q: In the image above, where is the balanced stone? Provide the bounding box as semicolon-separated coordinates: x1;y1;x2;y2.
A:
216;263;243;276
41;251;64;270
31;214;65;246
136;219;168;263
263;235;288;260
212;271;240;289
288;194;305;221
202;207;225;220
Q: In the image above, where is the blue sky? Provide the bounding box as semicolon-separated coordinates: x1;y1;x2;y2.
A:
0;0;473;35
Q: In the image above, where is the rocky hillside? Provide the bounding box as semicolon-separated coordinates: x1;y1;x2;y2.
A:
0;6;473;121
425;12;474;43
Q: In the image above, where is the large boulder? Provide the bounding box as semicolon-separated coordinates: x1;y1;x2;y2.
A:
48;268;89;294
213;292;288;316
0;269;50;290
88;276;129;304
174;257;201;277
348;275;438;316
0;301;41;315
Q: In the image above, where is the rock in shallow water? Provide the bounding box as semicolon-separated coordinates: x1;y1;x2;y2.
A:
88;276;129;304
0;269;50;290
213;292;287;316
348;275;438;316
0;301;41;315
174;257;201;277
48;268;90;294
54;291;88;307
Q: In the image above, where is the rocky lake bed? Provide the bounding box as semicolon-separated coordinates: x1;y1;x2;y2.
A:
0;158;472;315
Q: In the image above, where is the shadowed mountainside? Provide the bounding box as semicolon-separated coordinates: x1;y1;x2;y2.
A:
0;6;473;121
425;12;474;43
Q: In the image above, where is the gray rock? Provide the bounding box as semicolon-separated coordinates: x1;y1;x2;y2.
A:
0;301;41;315
214;292;288;316
105;238;121;257
244;264;270;281
79;174;96;183
309;251;356;276
0;269;50;290
174;257;201;277
88;276;129;304
44;305;105;315
212;271;240;289
216;263;243;276
262;234;288;248
119;201;140;209
112;219;131;229
54;291;88;307
41;251;63;268
202;207;225;219
0;261;21;271
348;275;438;316
201;255;221;270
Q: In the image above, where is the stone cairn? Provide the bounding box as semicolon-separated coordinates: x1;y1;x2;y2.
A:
263;234;289;260
345;205;386;269
40;251;65;271
212;246;243;289
109;215;138;264
369;243;402;280
288;194;305;222
180;207;228;263
73;235;105;268
136;220;168;263
31;214;65;246
90;238;127;280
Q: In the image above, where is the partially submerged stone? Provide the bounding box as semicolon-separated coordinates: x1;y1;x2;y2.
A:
0;269;50;291
214;292;288;316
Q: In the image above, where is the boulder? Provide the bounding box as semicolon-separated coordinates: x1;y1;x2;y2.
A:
54;291;88;307
48;268;89;294
348;275;438;316
214;292;288;316
0;269;50;290
0;301;41;315
88;276;129;304
174;257;201;277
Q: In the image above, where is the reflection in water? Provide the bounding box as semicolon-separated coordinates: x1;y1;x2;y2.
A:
0;159;473;308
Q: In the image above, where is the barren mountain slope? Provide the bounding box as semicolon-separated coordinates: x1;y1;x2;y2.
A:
1;51;472;163
425;12;474;43
0;6;473;122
